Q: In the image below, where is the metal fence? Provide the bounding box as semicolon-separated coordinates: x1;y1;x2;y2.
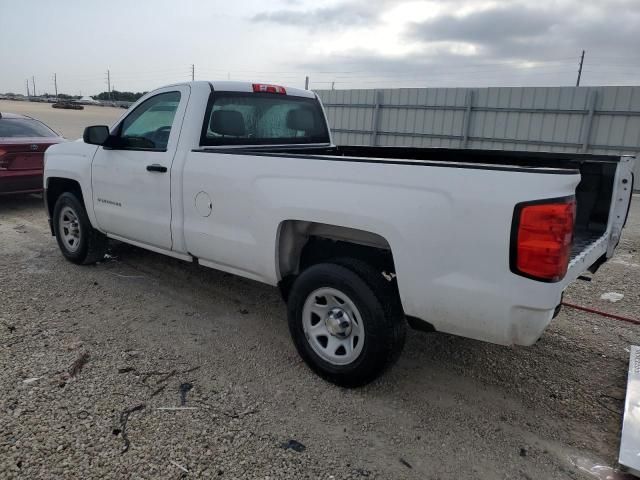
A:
315;86;640;188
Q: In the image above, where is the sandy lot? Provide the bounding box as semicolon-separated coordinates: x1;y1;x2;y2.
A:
0;100;123;139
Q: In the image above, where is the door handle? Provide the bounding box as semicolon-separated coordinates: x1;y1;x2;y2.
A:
146;164;167;173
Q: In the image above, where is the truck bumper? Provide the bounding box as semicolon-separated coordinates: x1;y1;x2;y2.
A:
506;306;557;346
399;272;566;347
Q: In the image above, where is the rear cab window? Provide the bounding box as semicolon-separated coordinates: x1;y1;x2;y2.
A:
200;91;329;146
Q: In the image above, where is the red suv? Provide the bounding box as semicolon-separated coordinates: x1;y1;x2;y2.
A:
0;112;65;195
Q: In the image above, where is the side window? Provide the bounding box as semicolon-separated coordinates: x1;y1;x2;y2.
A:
117;91;181;150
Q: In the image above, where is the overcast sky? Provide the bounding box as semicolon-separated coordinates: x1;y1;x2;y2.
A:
1;0;639;95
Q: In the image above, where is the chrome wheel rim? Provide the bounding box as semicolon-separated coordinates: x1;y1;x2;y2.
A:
59;206;81;253
302;287;365;366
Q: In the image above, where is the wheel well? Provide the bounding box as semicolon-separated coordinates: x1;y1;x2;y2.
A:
299;237;395;273
46;178;84;218
277;220;396;299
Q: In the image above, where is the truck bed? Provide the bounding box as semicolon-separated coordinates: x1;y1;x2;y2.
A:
217;144;620;170
199;145;621;265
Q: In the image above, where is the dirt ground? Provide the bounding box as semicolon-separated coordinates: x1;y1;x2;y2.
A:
0;193;638;479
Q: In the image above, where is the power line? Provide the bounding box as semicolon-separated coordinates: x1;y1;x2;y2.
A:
196;65;585;81
22;57;619;93
12;56;639;96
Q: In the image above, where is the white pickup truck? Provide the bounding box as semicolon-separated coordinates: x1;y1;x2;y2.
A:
44;81;635;386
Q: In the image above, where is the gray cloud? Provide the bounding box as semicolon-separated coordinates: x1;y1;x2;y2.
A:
408;1;640;62
259;0;640;87
409;5;557;47
251;2;378;29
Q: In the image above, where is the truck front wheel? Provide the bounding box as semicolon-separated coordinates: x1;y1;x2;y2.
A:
287;258;406;387
52;192;107;265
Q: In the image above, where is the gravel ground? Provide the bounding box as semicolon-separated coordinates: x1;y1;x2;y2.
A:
1;196;639;479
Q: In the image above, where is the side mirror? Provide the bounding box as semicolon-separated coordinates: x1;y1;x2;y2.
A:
83;125;110;146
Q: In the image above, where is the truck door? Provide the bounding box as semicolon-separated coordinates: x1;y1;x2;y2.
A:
91;86;189;250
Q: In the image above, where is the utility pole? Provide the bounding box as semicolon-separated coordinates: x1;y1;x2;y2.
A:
26;79;30;98
106;69;111;100
576;50;585;87
53;73;58;100
304;76;309;90
191;64;195;81
32;76;36;97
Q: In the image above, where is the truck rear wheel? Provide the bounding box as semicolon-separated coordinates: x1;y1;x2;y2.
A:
287;258;405;387
53;192;107;265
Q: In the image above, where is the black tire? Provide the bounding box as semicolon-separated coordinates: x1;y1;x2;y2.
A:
287;258;406;387
52;192;108;265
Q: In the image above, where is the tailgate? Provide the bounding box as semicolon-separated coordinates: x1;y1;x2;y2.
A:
604;156;635;257
564;155;635;283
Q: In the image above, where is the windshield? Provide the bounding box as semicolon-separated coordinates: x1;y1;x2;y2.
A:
200;92;330;146
0;118;58;138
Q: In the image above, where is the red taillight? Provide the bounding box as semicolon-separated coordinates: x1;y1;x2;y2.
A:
252;83;286;94
511;197;576;282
